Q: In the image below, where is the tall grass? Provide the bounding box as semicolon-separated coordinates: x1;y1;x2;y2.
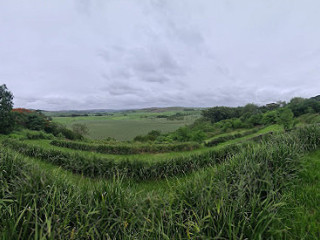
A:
3;139;242;181
205;128;261;147
1;124;320;239
50;139;201;154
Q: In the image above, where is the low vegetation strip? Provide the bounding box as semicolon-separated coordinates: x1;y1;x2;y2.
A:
50;139;201;154
204;128;261;147
2;125;320;239
3;139;242;180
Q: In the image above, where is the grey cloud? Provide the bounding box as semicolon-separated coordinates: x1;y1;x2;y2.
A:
142;75;170;83
2;0;320;110
105;83;143;96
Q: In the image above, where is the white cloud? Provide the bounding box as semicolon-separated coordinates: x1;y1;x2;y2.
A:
1;0;320;110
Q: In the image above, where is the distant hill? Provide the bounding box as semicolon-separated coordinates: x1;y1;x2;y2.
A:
43;107;204;117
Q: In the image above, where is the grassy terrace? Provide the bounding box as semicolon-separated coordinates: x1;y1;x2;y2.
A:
2;124;320;239
17;124;283;163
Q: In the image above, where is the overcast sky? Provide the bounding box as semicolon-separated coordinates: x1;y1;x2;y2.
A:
1;0;320;110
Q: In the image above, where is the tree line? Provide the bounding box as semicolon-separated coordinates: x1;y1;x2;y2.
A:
0;84;85;139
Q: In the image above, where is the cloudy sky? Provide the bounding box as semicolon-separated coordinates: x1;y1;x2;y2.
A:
1;0;320;110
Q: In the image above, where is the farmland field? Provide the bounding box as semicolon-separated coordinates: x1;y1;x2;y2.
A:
52;109;201;140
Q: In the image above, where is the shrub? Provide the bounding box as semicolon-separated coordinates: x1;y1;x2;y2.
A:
26;131;54;140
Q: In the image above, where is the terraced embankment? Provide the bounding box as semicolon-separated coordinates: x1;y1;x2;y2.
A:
50;139;201;154
3;138;243;180
2;124;319;239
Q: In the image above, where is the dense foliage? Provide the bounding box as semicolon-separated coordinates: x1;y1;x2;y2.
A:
0;84;14;134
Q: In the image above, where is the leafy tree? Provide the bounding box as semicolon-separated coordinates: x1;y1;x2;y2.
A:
262;111;279;125
0;84;14;134
12;109;48;131
134;130;161;142
72;123;89;136
26;112;47;130
278;108;294;131
202;106;240;123
247;113;263;126
241;103;260;116
288;97;320;117
190;130;206;143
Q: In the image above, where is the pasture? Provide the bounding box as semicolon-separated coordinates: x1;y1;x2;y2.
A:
52;109;201;140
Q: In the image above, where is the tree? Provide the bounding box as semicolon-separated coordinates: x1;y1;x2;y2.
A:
72;123;89;136
12;108;48;130
0;84;14;134
262;110;279;125
277;108;294;131
202;106;240;123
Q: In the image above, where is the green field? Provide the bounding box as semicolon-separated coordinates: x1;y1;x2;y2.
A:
53;110;201;140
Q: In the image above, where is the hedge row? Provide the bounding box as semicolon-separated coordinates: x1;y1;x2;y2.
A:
4;139;243;181
50;139;201;155
205;128;261;147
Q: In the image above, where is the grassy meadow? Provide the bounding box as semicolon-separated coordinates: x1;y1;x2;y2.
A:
52;108;201;140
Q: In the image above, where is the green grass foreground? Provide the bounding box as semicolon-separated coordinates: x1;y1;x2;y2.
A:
1;125;320;239
272;150;320;239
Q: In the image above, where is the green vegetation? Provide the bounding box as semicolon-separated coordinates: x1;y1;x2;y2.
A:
0;84;14;133
1;125;320;239
2;85;320;238
4;138;241;180
204;127;261;147
50;139;201;155
273;150;320;239
53;113;200;141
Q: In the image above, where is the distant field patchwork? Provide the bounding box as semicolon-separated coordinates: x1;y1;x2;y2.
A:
53;115;199;140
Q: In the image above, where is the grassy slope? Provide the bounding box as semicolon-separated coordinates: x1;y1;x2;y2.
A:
3;125;319;239
21;125;283;163
276;150;320;239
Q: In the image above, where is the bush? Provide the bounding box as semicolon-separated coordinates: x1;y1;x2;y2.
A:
44;122;83;140
26;131;54;140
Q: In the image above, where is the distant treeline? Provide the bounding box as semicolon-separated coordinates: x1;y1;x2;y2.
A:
202;96;320;124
